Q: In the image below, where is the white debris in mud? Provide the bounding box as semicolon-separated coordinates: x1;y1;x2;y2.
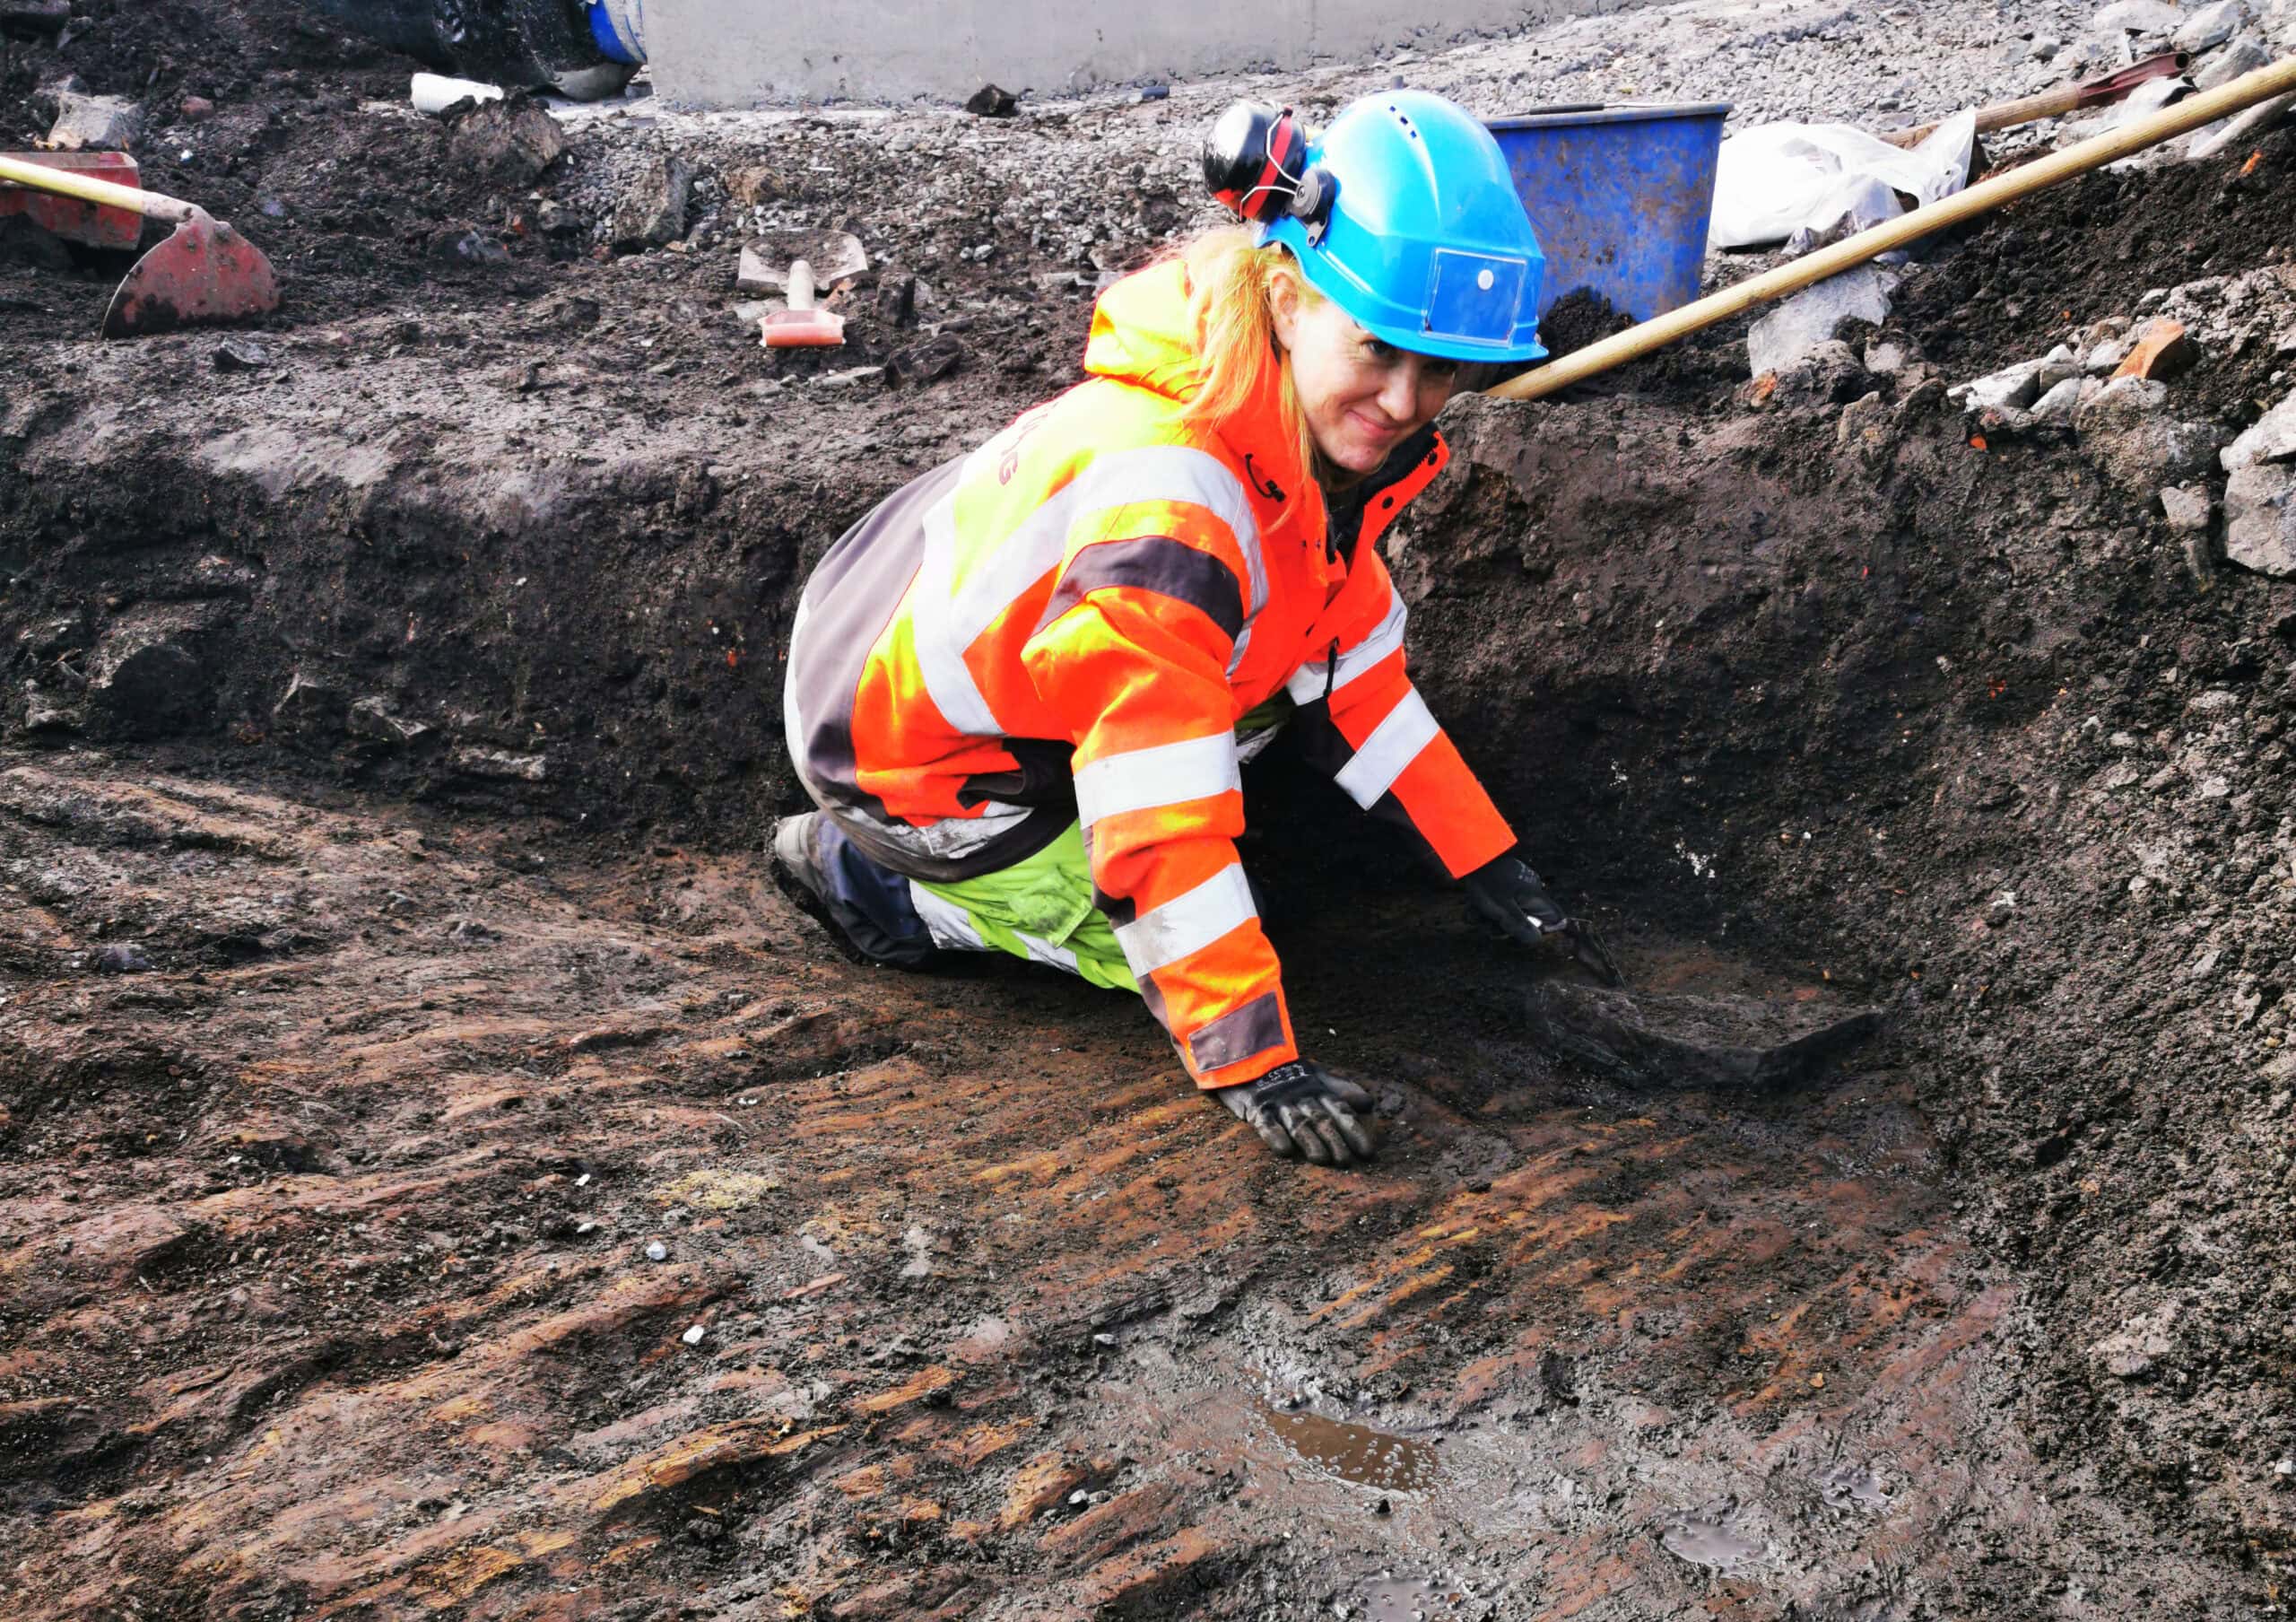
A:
682;1323;706;1346
1674;840;1718;880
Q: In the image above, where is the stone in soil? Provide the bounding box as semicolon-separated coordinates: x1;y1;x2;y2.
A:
2174;0;2252;50
1746;265;1895;378
447;94;568;188
2092;0;2191;32
2074;376;2229;496
2223;458;2296;572
44;88;142;150
611;154;691;249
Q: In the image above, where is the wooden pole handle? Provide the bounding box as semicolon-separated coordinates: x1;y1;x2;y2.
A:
0;153;199;224
1489;55;2296;406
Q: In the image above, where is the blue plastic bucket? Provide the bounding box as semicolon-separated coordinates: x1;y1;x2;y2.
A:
587;0;648;65
1485;103;1730;325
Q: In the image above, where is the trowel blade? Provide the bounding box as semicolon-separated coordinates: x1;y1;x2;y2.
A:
101;209;280;339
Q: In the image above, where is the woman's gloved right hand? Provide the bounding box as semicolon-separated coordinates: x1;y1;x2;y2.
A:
1213;1059;1379;1166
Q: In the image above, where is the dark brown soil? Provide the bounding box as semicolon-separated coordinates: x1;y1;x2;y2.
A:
4;10;2296;1621
1892;126;2296;423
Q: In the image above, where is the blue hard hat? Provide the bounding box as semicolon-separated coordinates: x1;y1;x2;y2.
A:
1265;91;1547;363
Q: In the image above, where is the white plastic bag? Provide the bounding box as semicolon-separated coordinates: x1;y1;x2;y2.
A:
1709;110;1978;251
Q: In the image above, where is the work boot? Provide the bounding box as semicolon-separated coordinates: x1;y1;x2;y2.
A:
771;811;831;907
770;811;938;967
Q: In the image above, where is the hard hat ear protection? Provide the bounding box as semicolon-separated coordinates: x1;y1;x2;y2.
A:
1203;101;1337;242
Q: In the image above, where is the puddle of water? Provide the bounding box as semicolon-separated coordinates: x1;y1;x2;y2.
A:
1263;1403;1439;1492
1657;1498;1765;1571
1817;1461;1893;1513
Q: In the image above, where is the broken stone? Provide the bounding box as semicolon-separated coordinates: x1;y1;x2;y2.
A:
2160;485;2213;532
1837;390;1892;457
22;685;76;732
346;696;430;746
2038;345;2084;391
2083;374;2167;417
447;94;567;189
813;366;886;390
2221;388;2296;470
2224;459;2296;575
723;163;789;207
2032;377;2085;420
272;669;346;727
212;338;271;373
876;275;918;328
1951;357;2049;412
964;83;1020;118
94;943;155;974
890;333;966;385
2112;318;2201;381
2194;33;2272;91
1862;338;1906;374
439;230;509;266
2086;335;2135;374
681;1323;706;1347
2174;0;2250;50
1746;265;1893;377
2077;378;2229;495
611;154;691;250
2089;1305;2178;1379
736;230;868;296
645;1240;669;1262
451;746;546;781
46;90;144;152
179;94;215;121
2092;0;2187;32
0;0;70;36
87;606;214;735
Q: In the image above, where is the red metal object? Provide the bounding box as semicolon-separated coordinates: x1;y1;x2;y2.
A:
2075;50;2195;111
0;150;143;249
101;208;281;338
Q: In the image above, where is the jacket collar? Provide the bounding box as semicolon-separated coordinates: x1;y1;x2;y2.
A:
1320;423;1450;563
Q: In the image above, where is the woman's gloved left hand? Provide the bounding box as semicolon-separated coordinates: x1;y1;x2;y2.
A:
1461;853;1568;946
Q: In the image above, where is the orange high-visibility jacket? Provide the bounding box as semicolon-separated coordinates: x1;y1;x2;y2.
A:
786;260;1516;1086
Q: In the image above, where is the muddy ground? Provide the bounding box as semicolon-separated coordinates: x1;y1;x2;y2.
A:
4;3;2296;1618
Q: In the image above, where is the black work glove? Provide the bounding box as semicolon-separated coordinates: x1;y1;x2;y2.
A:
1213;1059;1379;1167
1462;853;1568;946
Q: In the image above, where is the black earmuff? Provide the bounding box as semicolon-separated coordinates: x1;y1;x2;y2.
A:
1203;100;1337;240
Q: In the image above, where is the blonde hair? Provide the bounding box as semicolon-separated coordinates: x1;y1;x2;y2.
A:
1172;227;1322;485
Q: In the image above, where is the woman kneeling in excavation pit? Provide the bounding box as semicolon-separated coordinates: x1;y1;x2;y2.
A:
777;90;1569;1167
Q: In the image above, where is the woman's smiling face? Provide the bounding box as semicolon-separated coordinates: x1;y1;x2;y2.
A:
1270;270;1459;478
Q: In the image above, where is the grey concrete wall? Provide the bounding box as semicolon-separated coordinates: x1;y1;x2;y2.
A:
647;1;1638;108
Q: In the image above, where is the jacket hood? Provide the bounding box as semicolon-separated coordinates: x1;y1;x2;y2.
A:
1081;261;1316;519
